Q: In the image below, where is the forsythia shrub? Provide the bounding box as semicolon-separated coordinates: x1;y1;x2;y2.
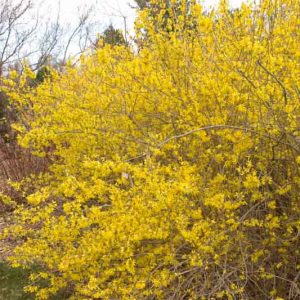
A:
2;0;300;298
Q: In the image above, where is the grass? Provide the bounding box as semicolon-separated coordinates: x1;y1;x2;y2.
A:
0;260;72;299
0;260;33;300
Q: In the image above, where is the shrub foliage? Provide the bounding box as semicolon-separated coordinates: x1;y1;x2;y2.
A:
3;0;300;298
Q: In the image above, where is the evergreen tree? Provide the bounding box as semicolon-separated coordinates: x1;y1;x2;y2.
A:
95;24;126;47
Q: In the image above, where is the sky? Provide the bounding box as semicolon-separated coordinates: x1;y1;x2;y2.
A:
41;0;137;34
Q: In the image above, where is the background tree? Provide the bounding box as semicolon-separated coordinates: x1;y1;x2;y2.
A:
0;0;36;77
93;24;126;48
133;0;150;10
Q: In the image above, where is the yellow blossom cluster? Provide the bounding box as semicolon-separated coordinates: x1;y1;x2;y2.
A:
2;0;300;298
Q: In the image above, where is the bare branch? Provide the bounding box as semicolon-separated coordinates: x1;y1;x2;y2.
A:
0;0;36;75
62;6;93;65
257;60;288;105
